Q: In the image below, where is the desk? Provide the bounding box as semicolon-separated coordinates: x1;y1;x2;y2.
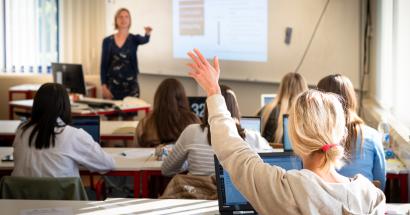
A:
0;198;408;215
9;98;151;119
0;147;161;199
0;198;219;215
9;83;97;101
0;120;139;142
386;158;409;203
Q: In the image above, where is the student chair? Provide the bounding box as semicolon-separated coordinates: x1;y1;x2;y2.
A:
0;176;88;200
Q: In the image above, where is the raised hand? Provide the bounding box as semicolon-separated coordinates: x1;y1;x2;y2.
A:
144;26;153;35
187;48;221;96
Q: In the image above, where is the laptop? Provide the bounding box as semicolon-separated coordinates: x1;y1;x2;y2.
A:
187;96;206;118
71;116;100;144
214;152;303;214
240;116;261;133
260;94;276;107
282;114;293;151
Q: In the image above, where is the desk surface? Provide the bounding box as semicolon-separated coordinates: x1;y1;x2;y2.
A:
0;147;161;172
0;120;138;138
9;98;150;115
9;84;95;92
0;198;408;215
0;198;219;215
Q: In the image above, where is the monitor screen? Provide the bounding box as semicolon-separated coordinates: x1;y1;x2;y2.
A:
240;117;261;133
215;152;302;211
283;114;292;151
260;94;276;107
71;116;100;144
187;96;206;118
52;63;86;95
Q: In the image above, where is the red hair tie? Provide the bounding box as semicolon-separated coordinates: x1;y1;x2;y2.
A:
321;144;337;152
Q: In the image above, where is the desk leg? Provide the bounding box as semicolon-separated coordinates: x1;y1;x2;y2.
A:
9;105;14;120
134;172;141;198
142;170;162;198
400;174;408;203
8;92;13;103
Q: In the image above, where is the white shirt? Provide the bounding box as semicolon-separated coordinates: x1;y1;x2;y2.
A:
161;124;273;176
12;124;115;177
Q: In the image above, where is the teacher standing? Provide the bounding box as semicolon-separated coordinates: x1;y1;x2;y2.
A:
100;8;152;100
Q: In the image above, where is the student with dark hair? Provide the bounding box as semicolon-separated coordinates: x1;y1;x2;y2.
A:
185;49;385;214
134;78;200;147
317;74;386;190
12;83;114;177
161;85;272;176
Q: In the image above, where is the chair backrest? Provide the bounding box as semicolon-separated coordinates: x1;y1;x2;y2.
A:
0;176;88;200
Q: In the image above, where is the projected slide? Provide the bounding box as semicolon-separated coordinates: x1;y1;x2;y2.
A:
173;0;267;62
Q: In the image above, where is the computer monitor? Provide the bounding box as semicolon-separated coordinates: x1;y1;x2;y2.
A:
187;96;206;118
283;114;293;151
52;63;86;95
71;116;100;144
260;94;276;107
214;152;302;214
240;116;261;133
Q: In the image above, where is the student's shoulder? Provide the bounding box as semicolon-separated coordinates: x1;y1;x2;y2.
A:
63;125;91;138
360;124;382;144
182;124;203;134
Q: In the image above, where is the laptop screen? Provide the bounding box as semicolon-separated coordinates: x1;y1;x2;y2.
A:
240;117;261;133
283;114;293;151
215;152;302;213
71;116;100;144
260;94;276;107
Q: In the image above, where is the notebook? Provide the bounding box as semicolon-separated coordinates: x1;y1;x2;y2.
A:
240;116;261;133
214;152;303;214
71;116;100;144
282;114;293;151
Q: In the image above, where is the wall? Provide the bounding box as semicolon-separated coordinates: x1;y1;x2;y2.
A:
104;0;362;86
0;74;277;120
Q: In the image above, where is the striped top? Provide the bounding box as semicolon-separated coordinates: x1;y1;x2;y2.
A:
161;124;272;176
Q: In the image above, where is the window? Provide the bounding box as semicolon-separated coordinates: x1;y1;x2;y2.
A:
391;0;410;127
2;0;58;74
377;0;410;128
0;1;4;72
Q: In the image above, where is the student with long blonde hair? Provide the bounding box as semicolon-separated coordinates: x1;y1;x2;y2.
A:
260;73;308;143
186;49;385;214
317;74;386;190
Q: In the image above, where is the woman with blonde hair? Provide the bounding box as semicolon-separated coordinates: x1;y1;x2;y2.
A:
186;49;385;214
100;8;152;100
317;74;386;190
260;72;308;143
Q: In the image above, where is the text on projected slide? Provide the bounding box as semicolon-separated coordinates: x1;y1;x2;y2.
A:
173;0;267;62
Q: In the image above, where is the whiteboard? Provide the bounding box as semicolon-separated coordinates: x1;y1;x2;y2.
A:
105;0;361;87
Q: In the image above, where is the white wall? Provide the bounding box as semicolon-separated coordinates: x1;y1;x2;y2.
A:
103;0;363;86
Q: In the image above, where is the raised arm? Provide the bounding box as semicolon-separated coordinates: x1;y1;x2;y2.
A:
187;49;294;214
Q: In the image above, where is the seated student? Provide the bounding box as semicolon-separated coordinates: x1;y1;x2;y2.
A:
186;49;385;214
259;72;308;143
12;83;114;177
317;74;386;190
161;85;272;176
134;78;200;147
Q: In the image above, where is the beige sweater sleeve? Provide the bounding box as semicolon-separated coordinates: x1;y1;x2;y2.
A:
207;95;298;215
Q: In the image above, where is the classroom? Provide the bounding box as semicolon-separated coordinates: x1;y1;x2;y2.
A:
0;0;409;214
